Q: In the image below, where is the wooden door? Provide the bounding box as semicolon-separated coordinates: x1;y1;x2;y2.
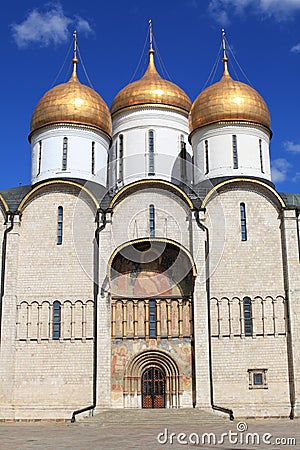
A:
142;367;165;408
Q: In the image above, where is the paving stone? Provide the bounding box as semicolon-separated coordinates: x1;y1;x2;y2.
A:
0;414;299;450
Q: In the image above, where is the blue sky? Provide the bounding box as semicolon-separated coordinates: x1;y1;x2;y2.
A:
1;0;300;193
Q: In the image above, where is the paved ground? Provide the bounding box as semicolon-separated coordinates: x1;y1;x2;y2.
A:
0;412;299;450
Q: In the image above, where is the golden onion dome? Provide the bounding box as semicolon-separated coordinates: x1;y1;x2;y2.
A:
111;48;192;116
30;39;112;138
189;44;270;134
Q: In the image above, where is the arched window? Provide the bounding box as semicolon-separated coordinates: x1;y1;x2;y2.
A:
205;140;209;174
232;135;238;169
243;297;252;336
180;135;187;181
148;130;155;175
37;141;42;176
240;203;247;241
53;301;61;339
118;134;124;181
259;139;264;173
62;137;68;171
91;141;95;175
149;204;155;238
57;206;63;245
149;300;157;338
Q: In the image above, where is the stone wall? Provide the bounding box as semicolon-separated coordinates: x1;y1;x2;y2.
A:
0;185;96;419
204;183;290;417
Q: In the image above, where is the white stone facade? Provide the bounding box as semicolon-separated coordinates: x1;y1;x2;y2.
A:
30;125;110;187
191;123;271;183
0;177;299;420
0;40;299;422
109;107;192;189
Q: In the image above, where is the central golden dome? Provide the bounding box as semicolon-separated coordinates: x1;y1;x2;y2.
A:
30;62;112;138
189;59;270;134
111;49;191;116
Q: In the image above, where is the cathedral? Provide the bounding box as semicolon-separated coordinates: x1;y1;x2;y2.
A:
0;27;299;421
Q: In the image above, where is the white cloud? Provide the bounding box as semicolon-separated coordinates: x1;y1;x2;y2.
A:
292;172;300;182
291;43;300;52
75;17;93;36
208;1;230;25
284;140;300;152
208;0;300;24
271;158;292;183
11;3;93;48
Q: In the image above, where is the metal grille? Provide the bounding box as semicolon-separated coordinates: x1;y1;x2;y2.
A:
142;367;165;408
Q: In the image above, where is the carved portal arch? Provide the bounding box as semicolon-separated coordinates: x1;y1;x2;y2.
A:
123;349;181;408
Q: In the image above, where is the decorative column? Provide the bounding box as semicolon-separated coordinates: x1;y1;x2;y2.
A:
166;299;172;339
122;300;127;339
156;299;161;340
251;298;256;339
82;303;86;342
71;304;75;342
37;304;42;343
111;300;116;341
272;298;278;337
229;299;233;339
145;300;150;340
133;300;138;340
178;298;183;339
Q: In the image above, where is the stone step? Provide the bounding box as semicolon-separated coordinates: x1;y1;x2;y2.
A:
81;408;229;424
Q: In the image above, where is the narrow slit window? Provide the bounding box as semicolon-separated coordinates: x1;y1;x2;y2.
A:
180;135;187;181
205;140;209;174
232;135;238;169
149;204;155;238
240;203;247;241
53;301;61;340
62;137;68;171
37;141;42;176
148;130;155;175
57;206;63;245
113;142;118;184
149;299;156;338
118;134;124;181
243;297;252;337
259;139;264;173
91;141;95;175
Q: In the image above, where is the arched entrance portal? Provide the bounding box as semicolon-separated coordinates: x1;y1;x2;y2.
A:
109;239;196;297
124;350;180;408
142;366;166;408
109;239;196;409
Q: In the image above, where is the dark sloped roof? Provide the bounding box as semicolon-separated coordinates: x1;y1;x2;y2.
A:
280;193;300;209
0;185;31;212
1;179;297;214
0;180;113;213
